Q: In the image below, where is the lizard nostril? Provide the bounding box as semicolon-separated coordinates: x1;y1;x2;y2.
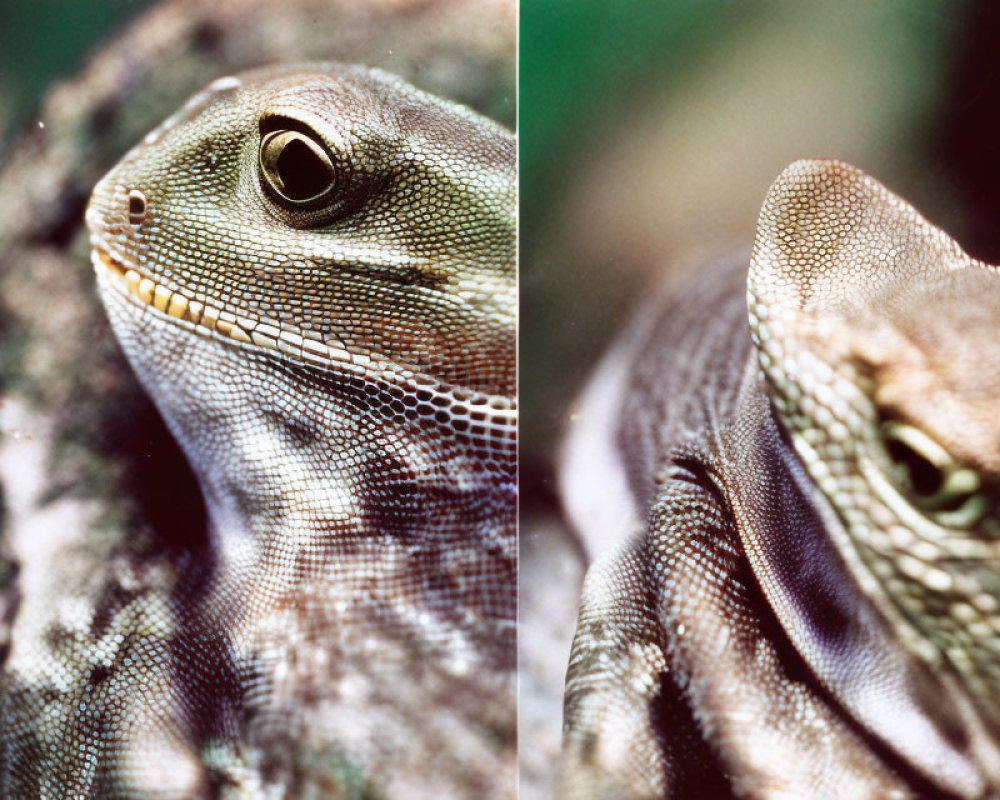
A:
128;189;147;226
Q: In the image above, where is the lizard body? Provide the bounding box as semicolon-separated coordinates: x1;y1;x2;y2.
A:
2;63;515;798
560;160;1000;799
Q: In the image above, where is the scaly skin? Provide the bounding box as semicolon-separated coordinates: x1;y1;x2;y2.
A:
2;63;515;799
560;160;1000;799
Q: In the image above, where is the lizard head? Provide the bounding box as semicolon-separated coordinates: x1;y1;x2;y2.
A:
748;159;1000;725
86;63;515;399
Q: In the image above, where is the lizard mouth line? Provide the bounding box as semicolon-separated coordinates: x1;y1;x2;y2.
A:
92;246;519;425
92;247;360;369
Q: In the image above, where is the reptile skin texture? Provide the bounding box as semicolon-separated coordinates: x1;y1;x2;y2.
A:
560;160;1000;799
0;64;515;798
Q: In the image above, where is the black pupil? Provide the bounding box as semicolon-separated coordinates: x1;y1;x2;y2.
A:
886;438;943;498
276;138;332;200
886;437;971;512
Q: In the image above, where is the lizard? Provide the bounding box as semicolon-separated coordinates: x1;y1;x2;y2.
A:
558;159;1000;799
0;61;515;799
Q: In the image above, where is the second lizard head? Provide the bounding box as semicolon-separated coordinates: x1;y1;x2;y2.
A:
748;158;1000;735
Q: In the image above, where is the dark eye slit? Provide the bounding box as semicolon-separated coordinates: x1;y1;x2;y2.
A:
885;437;944;499
274;138;332;200
878;408;979;514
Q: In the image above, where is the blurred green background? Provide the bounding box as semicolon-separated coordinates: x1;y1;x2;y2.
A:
0;0;153;142
522;0;755;241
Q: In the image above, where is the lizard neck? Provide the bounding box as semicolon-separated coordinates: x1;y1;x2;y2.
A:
98;281;515;657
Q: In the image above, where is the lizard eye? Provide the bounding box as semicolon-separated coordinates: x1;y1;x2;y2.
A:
881;420;988;525
259;129;337;206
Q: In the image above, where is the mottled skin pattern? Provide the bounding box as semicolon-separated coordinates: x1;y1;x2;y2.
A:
560;161;1000;799
1;64;515;798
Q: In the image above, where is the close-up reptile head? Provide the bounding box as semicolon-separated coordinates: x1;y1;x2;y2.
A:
748;159;1000;735
87;62;516;400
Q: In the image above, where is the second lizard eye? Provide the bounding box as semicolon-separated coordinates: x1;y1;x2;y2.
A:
880;419;988;525
259;129;337;205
